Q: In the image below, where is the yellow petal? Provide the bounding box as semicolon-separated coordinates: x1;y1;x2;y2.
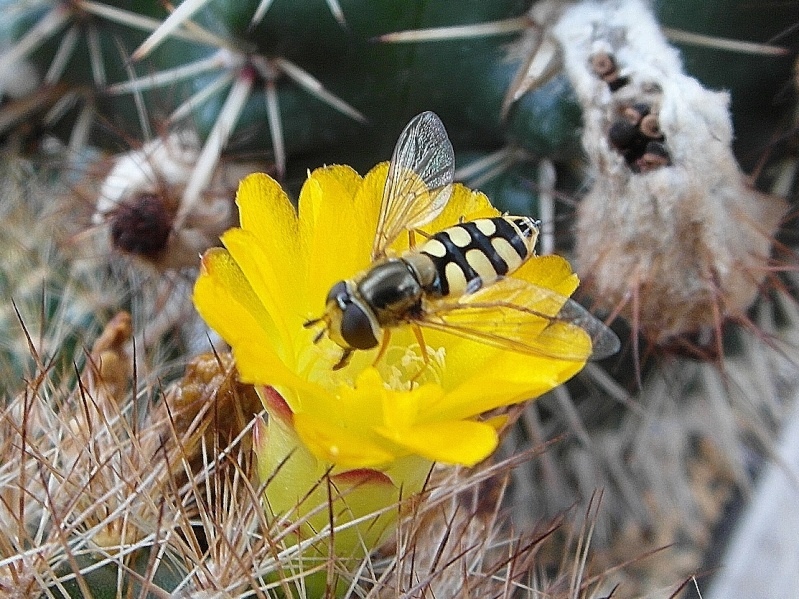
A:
232;342;322;400
377;420;498;466
237;173;300;255
298;165;362;233
381;380;443;431
433;185;499;229
299;165;376;306
437;350;585;421
294;411;398;468
484;414;508;431
237;174;305;304
352;162;390;254
195;157;592;476
221;228;301;344
194;248;275;343
194;249;314;394
299;367;386;431
514;254;580;296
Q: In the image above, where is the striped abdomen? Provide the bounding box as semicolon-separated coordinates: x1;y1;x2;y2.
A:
410;216;539;297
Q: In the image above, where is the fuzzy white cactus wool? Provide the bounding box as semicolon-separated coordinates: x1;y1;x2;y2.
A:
552;0;786;344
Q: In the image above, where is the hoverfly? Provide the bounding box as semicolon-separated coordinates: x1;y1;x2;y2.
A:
305;111;620;369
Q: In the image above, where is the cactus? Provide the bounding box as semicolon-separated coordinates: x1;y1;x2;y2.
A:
1;0;797;596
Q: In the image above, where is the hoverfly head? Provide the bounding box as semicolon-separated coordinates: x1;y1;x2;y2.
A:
317;279;381;355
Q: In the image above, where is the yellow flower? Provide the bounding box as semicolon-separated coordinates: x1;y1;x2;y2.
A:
194;164;587;471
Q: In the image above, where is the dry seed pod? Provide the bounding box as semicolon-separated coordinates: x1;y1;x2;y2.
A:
93;130;260;270
156;351;262;472
552;0;787;345
68;316;259;547
86;310;133;400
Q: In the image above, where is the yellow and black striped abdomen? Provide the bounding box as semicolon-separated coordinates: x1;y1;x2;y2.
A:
416;216;539;297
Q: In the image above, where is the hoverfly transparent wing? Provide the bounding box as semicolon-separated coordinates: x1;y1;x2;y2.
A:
371;111;455;260
416;277;620;361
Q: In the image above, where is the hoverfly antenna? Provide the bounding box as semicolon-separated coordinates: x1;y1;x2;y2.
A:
303;317;322;328
303;316;329;344
312;328;327;344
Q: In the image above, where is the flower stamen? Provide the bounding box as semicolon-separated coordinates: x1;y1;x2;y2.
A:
381;344;446;391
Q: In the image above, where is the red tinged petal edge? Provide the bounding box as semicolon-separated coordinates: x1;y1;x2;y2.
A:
260;385;294;424
331;468;394;487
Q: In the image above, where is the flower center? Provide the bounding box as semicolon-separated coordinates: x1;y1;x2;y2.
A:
297;330;445;393
378;343;446;391
296;333;349;387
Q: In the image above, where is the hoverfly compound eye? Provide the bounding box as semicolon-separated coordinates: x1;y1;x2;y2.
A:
326;281;349;306
340;301;380;350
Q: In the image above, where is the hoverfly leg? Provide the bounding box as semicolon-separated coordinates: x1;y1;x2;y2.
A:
408;325;433;385
411;324;429;364
407;228;432;249
371;330;392;367
333;348;353;370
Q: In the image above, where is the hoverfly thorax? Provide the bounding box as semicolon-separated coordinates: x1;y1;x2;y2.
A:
356;259;425;324
319;259;427;368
